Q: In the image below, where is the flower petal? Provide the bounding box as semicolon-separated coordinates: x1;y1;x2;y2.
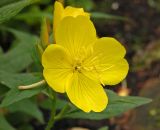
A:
42;44;72;93
100;59;129;85
93;37;129;85
55;16;97;58
53;1;89;38
66;72;108;112
43;68;72;93
64;6;90;18
42;44;71;69
93;37;126;64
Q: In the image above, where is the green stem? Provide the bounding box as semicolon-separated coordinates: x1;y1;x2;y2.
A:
45;92;56;130
55;103;70;121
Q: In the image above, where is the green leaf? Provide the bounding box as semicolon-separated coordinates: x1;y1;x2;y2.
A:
0;84;9;97
0;71;45;107
15;6;52;23
0;0;39;24
0;86;45;107
18;124;34;130
0;47;3;55
0;0;20;7
0;29;38;72
7;99;44;123
6;112;33;125
91;12;128;21
0;115;15;130
65;89;152;120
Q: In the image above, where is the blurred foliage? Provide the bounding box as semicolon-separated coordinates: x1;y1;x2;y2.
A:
98;126;109;130
0;0;39;24
0;115;15;130
129;79;160;130
0;29;38;72
148;0;160;11
66;0;95;11
0;0;20;7
15;6;52;25
133;40;160;70
91;12;128;21
7;99;44;123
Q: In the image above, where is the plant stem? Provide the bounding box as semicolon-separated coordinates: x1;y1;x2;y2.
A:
45;92;56;130
55;103;70;121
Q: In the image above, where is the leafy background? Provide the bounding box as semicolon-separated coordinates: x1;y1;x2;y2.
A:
0;0;160;130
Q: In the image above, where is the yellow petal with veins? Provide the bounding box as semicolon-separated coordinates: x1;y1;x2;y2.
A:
42;44;72;93
66;72;108;112
93;37;129;85
55;16;97;58
100;59;129;85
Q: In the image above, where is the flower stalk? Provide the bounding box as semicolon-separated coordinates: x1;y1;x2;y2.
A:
55;103;71;121
45;91;56;130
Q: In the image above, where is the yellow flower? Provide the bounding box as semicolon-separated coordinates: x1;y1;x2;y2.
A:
42;16;129;112
53;1;89;36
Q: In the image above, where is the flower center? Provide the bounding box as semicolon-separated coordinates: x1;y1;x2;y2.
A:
73;62;82;72
71;47;98;73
